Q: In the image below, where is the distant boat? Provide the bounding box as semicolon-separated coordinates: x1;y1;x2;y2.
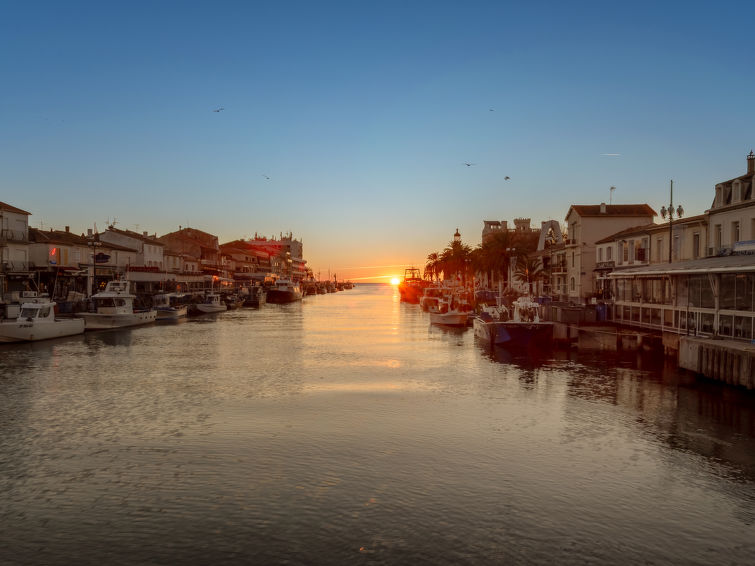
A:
266;279;303;304
241;285;266;308
429;290;471;327
0;293;85;342
76;280;157;329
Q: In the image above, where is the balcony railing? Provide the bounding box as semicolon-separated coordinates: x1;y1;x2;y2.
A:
0;229;28;243
1;260;30;272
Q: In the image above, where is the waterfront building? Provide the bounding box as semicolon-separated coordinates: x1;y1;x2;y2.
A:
158;227;222;282
562;203;656;303
99;226;169;294
0;202;31;303
244;233;307;281
609;152;755;342
219;240;272;283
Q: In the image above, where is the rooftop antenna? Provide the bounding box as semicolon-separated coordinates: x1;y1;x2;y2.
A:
609;186;616;204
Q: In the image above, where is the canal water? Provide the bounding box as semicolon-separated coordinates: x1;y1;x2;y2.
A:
1;284;754;565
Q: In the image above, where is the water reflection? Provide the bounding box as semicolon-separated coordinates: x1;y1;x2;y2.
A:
0;284;754;565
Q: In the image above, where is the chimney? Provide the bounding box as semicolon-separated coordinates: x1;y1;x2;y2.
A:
65;226;70;232
600;202;607;213
143;231;149;237
748;150;754;175
87;228;93;237
501;220;508;230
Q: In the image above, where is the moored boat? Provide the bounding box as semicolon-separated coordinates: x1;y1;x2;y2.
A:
398;267;429;304
153;293;188;320
194;292;228;314
76;280;157;329
473;295;553;348
0;293;85;342
266;279;303;304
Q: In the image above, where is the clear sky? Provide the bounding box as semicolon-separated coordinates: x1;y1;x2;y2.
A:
2;1;754;282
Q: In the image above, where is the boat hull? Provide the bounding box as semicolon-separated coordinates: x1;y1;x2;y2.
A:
156;306;188;319
194;304;227;314
266;289;302;304
430;312;469;327
0;318;86;342
76;310;157;329
474;318;553;349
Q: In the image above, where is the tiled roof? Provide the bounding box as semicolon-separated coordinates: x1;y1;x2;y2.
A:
106;226;165;245
0;201;31;215
568;204;657;218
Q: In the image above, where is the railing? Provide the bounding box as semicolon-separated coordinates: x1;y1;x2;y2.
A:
0;229;28;243
1;260;30;272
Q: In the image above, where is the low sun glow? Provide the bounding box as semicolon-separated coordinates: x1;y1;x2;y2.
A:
390;277;400;285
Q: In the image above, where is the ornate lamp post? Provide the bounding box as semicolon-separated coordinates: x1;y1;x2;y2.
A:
659;180;684;263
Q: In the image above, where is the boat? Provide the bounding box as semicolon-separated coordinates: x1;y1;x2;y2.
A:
266;278;303;304
419;284;446;312
223;294;244;310
194;292;228;314
428;292;470;327
473;295;553;348
241;285;266;307
0;292;85;342
75;280;157;329
398;267;429;303
153;293;188;320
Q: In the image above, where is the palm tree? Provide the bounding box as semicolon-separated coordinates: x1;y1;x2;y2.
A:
424;252;440;281
514;255;546;295
440;240;471;284
475;229;519;291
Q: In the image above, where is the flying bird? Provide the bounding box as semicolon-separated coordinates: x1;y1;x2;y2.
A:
262;174;270;180
213;107;225;112
504;176;510;180
463;162;476;167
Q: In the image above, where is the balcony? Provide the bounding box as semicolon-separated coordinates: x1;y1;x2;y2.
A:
0;229;28;243
1;260;30;272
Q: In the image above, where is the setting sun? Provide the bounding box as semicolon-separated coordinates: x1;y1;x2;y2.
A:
390;277;400;285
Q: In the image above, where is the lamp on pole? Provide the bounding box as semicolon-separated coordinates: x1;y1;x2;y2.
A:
659;180;684;263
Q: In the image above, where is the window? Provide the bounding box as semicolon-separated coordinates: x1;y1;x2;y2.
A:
598;248;603;262
733;221;741;244
656;238;663;262
570;277;575;291
715;224;722;250
693;232;700;259
571;252;575;268
607;246;612;261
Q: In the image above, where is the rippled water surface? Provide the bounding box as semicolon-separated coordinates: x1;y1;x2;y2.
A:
1;284;754;565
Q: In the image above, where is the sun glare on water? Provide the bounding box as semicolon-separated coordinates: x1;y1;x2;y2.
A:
390;277;400;285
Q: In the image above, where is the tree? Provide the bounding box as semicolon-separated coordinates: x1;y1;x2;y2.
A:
424;252;440;281
440;240;471;284
514;255;546;295
475;229;519;291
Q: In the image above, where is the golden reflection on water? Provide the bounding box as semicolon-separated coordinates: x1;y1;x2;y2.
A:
302;380;429;393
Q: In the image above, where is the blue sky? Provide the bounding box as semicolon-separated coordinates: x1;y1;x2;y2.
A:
2;1;754;281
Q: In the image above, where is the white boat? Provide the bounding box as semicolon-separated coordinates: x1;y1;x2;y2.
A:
153;293;188;320
266;279;303;304
473;295;553;348
194;292;227;314
75;280;157;329
429;293;469;327
0;293;85;342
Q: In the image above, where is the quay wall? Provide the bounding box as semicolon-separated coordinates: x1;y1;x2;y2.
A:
679;337;755;390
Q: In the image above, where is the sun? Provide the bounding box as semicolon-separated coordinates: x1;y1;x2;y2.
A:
390;277;400;286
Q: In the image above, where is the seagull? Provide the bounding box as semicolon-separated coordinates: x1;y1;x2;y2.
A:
504;176;510;180
262;174;270;180
489;108;495;112
213;107;225;112
463;162;475;167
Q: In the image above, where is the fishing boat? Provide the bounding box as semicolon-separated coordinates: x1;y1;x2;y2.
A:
76;280;157;329
473;295;552;348
398;267;429;304
194;292;228;314
0;293;85;342
266;278;303;304
241;285;266;307
153;293;188;320
428;291;470;327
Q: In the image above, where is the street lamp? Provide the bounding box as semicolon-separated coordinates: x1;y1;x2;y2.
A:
659;180;684;263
